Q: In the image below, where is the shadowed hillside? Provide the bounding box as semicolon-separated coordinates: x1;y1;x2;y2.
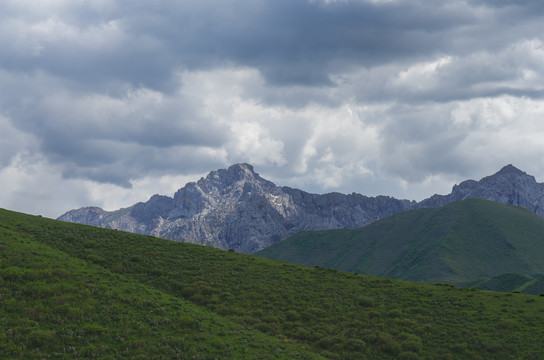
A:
257;199;544;289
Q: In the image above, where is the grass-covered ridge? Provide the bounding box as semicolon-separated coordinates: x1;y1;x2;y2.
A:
2;207;544;359
257;198;544;289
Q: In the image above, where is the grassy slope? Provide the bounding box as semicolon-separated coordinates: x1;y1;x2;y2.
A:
1;208;544;359
0;212;322;359
257;199;544;286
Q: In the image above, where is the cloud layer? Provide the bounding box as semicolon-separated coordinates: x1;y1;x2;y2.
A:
1;0;544;217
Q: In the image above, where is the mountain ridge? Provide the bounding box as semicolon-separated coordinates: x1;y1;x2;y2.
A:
417;164;544;214
59;163;544;253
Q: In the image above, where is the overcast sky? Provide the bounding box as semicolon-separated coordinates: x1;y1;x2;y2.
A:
2;0;544;218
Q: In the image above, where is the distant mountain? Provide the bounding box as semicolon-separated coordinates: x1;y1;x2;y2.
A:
59;163;411;253
256;198;544;291
59;163;544;254
417;164;544;215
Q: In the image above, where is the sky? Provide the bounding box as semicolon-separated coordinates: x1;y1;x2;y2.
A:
1;0;544;218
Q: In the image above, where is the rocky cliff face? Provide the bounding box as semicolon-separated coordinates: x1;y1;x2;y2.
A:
417;164;544;216
58;163;414;253
58;163;544;253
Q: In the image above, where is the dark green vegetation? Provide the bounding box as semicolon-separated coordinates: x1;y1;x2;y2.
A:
2;207;544;359
257;199;544;292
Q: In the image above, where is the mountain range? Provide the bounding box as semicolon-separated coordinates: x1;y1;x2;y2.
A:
59;163;544;253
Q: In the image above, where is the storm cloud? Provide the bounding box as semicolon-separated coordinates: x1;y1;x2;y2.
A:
1;0;544;217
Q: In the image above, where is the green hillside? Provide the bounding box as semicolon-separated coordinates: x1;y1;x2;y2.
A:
2;207;544;359
257;199;544;288
0;212;319;359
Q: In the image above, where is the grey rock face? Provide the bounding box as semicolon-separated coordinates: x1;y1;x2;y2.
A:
58;163;414;253
58;163;544;253
417;164;544;216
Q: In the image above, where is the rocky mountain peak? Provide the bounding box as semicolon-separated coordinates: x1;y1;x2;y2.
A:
213;163;256;180
482;164;535;184
495;164;527;177
479;164;537;187
419;164;544;214
198;163;271;189
227;162;257;177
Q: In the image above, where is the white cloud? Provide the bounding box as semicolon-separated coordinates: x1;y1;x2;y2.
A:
227;121;287;166
0;152;209;218
84;173;208;212
392;56;454;92
450;96;544;172
0;116;37;167
0;154;89;218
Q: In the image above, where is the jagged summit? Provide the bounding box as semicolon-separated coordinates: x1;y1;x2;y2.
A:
228;162;257;175
206;163;257;182
475;164;537;189
482;164;535;184
198;163;273;190
495;164;527;176
418;164;544;212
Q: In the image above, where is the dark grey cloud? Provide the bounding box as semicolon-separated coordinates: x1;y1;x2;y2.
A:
5;0;537;90
57;142;226;187
165;0;479;86
478;0;544;10
378;104;473;181
0;65;229;187
2;0;541;110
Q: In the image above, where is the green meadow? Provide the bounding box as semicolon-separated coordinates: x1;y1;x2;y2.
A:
2;207;544;359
